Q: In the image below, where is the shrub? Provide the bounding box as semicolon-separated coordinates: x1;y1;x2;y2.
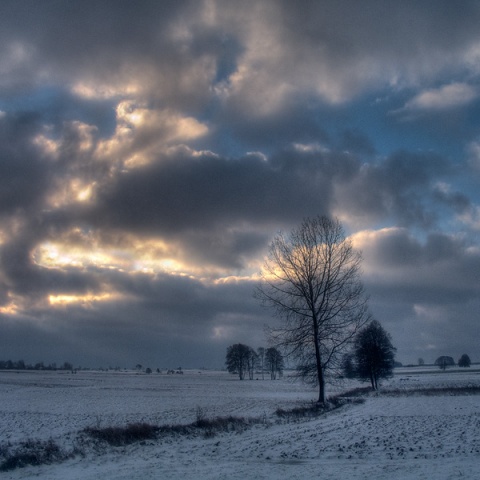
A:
0;439;69;472
83;423;158;446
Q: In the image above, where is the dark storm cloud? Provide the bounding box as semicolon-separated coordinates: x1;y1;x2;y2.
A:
0;2;191;81
275;0;480;82
93;148;337;231
0;113;50;214
86;147;356;268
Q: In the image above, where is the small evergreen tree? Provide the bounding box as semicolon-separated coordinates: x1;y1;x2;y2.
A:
349;320;396;390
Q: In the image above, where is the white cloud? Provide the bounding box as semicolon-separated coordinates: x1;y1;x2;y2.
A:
403;83;477;111
95;101;209;168
458;205;480;231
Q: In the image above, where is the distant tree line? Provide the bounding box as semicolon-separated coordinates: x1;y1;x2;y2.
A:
0;360;74;371
225;344;284;380
433;354;472;370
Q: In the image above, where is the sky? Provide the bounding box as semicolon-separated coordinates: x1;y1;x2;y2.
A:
1;0;480;369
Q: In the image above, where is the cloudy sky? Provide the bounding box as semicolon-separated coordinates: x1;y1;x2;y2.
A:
1;0;479;369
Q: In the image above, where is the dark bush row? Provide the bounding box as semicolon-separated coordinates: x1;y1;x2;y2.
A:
0;439;72;472
82;415;262;447
275;392;366;420
383;385;480;397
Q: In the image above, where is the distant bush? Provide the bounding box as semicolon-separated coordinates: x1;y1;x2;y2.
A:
383;385;480;396
83;423;158;446
275;391;366;421
82;414;264;447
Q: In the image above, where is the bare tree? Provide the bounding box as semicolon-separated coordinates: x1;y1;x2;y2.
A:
257;347;265;380
225;343;251;380
265;347;284;379
256;216;370;403
246;347;258;380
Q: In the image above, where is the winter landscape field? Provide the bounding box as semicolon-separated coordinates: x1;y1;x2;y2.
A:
1;367;479;479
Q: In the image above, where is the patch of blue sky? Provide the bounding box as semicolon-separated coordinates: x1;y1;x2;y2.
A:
327;91;470;163
0;86;117;138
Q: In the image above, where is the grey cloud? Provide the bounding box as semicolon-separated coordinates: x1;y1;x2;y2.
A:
0;113;50;214
338;150;452;227
361;228;480;363
89;149;336;248
433;185;471;214
0;273;265;369
0;233;101;304
2;1;480;108
0;1;217;111
364;229;480;305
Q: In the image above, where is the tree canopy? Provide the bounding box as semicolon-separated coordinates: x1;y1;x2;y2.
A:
434;356;455;370
225;343;252;380
458;354;471;368
347;320;396;390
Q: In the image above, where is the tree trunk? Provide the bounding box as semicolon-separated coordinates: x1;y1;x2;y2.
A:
313;317;326;403
318;366;326;403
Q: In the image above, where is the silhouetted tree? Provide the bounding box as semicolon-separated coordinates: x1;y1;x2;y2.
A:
246;347;258;380
348;320;396;390
418;357;425;366
458;354;471;368
225;343;251;380
257;347;265;380
341;354;356;379
256;216;370;403
434;356;455;370
265;347;284;380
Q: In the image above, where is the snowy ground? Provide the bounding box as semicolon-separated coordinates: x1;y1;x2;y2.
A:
1;367;480;479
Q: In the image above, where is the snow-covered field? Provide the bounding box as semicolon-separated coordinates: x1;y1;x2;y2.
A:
1;367;480;479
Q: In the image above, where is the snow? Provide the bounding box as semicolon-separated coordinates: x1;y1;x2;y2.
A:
1;368;480;479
